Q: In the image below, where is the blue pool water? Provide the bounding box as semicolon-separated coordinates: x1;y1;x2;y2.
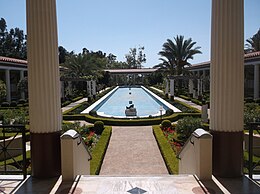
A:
82;86;180;118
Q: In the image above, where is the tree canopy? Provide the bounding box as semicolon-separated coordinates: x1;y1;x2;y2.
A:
0;18;27;59
246;28;260;52
125;46;146;69
155;35;201;76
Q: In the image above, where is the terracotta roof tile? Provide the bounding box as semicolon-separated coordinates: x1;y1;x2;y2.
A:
244;51;260;58
0;56;27;65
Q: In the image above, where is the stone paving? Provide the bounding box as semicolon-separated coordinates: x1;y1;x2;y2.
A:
61;97;88;113
100;126;168;175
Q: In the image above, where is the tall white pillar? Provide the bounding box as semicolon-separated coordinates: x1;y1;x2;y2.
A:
27;0;61;178
60;81;65;99
197;79;202;97
5;69;11;102
92;80;96;96
188;79;194;95
165;79;169;95
202;70;206;92
254;64;260;99
87;81;92;97
68;81;72;95
169;79;174;99
211;0;244;177
20;70;25;99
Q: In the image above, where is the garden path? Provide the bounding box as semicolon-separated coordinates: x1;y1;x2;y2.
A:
150;87;210;119
100;126;168;175
61;98;87;112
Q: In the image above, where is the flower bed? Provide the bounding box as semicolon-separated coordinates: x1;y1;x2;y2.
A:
162;126;183;153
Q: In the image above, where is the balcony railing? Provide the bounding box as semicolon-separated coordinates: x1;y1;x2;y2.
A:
0;124;28;179
247;122;260;179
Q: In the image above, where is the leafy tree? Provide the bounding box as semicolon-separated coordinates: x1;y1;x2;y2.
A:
246;28;260;52
58;46;70;64
0;80;6;101
17;77;28;94
176;117;203;142
156;35;201;76
153;58;175;76
61;53;102;79
147;72;164;85
0;18;27;59
125;46;146;69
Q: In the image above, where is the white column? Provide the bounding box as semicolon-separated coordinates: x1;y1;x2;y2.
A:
87;81;92;97
68;81;72;95
188;79;193;94
5;69;11;102
60;81;65;98
254;64;259;99
197;79;201;97
169;79;174;98
202;70;206;92
165;79;169;95
27;0;61;177
211;0;244;177
92;80;96;96
20;70;25;99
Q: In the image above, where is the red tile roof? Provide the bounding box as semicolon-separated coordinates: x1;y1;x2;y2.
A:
0;56;27;65
189;51;260;69
244;51;260;58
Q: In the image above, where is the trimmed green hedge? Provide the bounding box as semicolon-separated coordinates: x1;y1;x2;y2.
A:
191;98;203;106
179;95;191;101
63;103;83;115
153;125;178;174
90;126;112;175
72;96;83;103
63;114;86;121
61;100;72;107
174;99;201;113
63;112;201;126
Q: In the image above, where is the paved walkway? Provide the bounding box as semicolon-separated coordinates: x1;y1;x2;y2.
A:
61;87;110;113
100;126;168;175
61;98;88;113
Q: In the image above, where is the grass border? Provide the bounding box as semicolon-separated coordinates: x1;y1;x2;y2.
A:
90;126;112;175
153;125;179;174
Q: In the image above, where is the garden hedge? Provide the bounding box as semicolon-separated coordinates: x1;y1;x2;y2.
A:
63;112;201;126
153;125;178;174
71;96;83;103
90;126;112;175
179;95;191;101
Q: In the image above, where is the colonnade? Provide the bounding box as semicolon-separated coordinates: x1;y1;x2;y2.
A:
25;0;245;178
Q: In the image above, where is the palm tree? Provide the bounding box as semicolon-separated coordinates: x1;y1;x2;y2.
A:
61;53;103;79
246;28;260;52
153;58;176;75
156;35;202;76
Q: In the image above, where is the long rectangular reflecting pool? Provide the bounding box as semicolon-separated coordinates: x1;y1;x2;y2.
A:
81;86;181;118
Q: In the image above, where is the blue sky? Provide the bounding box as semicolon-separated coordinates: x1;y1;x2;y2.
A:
1;0;260;67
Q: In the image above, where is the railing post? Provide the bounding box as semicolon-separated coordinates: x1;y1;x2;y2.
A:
0;125;28;179
22;126;27;179
61;129;91;181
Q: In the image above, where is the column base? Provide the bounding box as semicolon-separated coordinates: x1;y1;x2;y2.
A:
211;131;243;178
31;131;61;178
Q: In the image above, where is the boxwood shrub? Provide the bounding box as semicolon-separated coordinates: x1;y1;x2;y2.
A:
90;126;112;175
94;121;104;135
153;125;178;174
